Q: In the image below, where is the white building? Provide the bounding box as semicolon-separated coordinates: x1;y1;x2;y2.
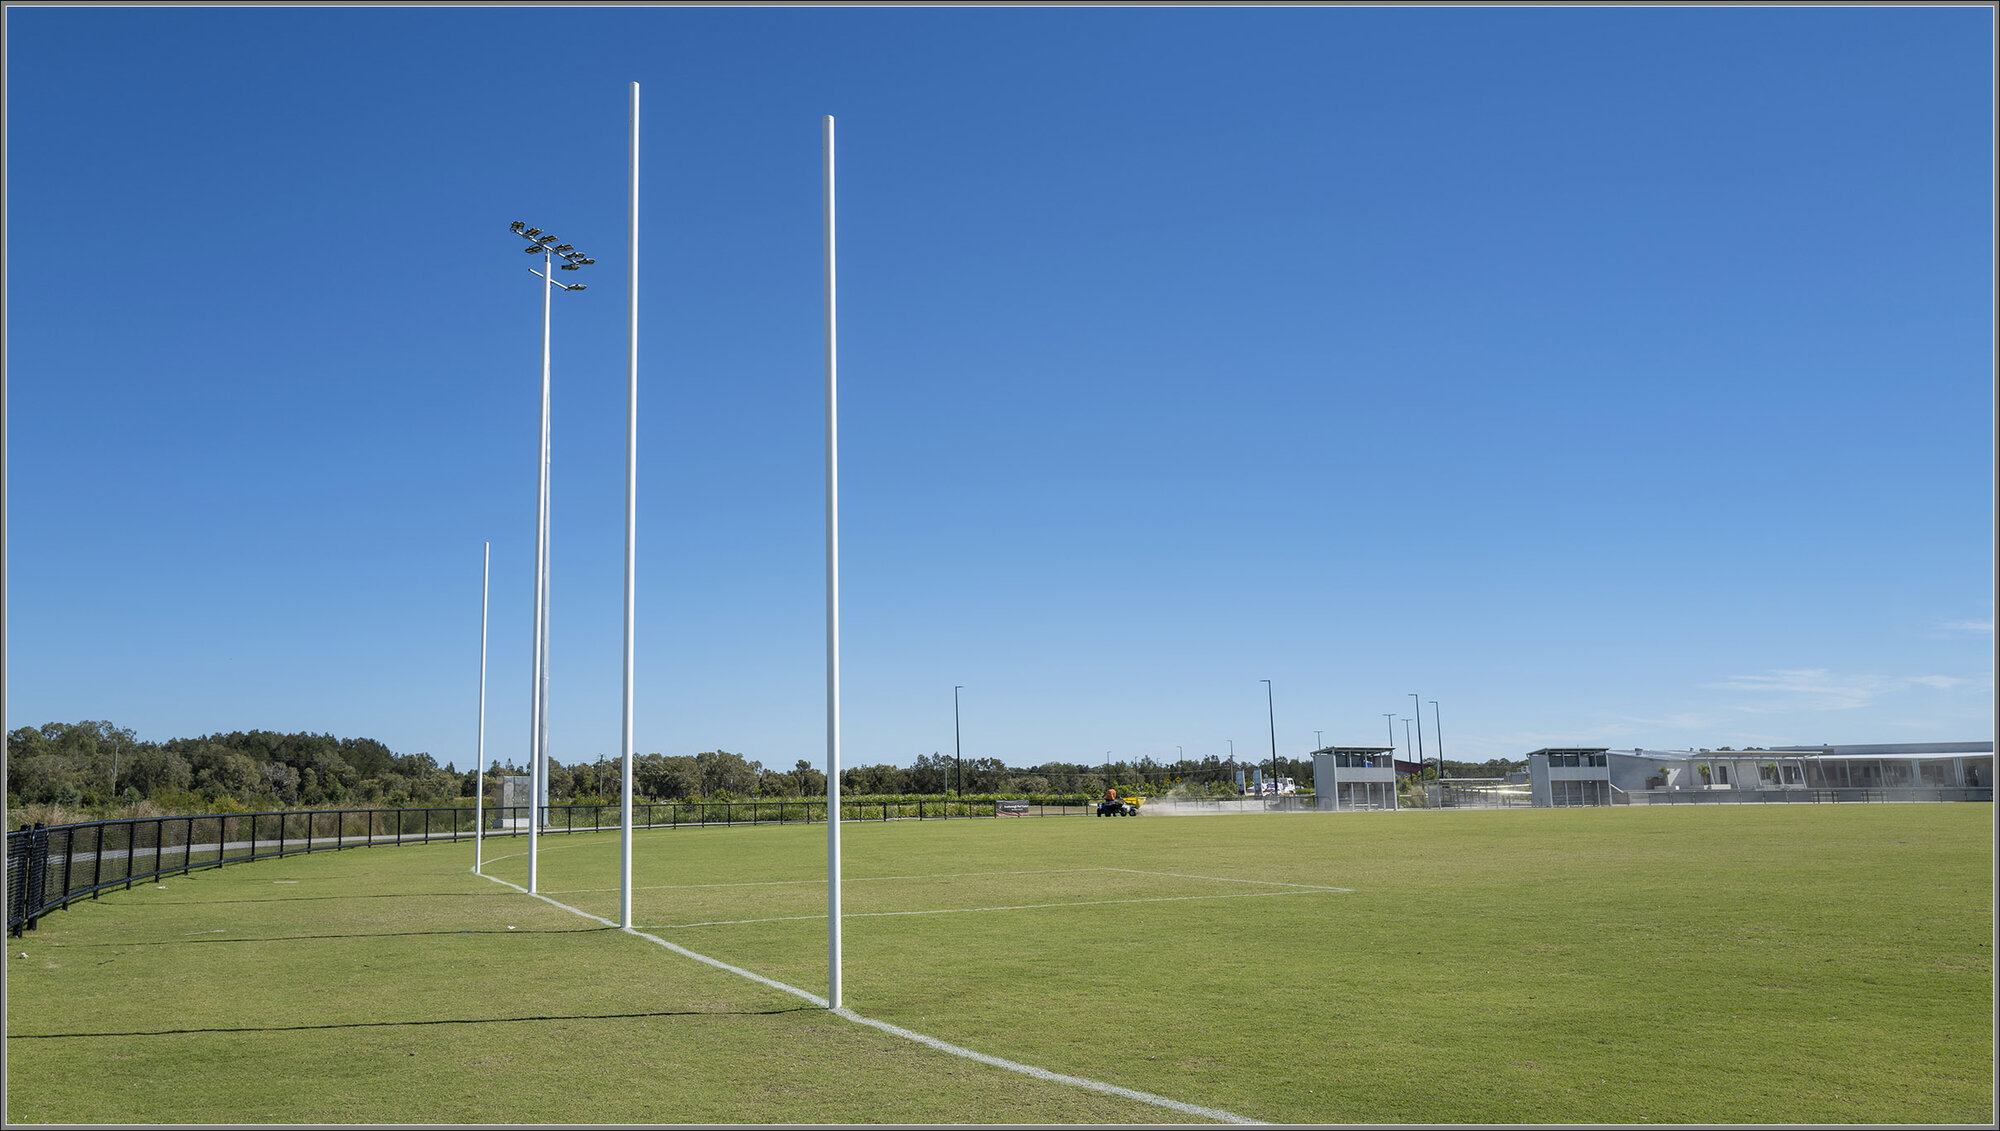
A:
1311;746;1398;811
1601;742;1992;800
1526;748;1613;807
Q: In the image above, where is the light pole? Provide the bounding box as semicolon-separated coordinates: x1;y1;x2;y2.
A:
1383;714;1397;764
511;220;591;895
1430;700;1444;771
1261;679;1277;797
1403;716;1415;771
1410;693;1427;779
1315;729;1323;753
953;685;964;799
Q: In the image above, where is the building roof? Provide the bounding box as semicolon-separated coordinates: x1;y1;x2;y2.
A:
1612;743;1992;762
1767;742;1993;756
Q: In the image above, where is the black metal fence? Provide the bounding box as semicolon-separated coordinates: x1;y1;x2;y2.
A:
5;797;1107;935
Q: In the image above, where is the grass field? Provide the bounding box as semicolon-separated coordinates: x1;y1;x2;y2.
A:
6;804;1993;1124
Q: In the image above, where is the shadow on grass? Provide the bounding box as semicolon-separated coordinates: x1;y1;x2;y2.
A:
61;925;618;946
12;1004;823;1040
141;890;510;905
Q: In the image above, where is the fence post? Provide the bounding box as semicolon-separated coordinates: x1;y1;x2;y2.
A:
90;823;105;899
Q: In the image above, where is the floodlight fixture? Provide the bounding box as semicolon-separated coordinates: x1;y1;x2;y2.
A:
554;244;573;252
538;235;557;245
525;245;543;253
560;263;580;270
524;227;543;237
511;221;526;232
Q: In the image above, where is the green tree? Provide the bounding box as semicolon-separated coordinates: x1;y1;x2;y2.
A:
189;745;260;800
790;759;826;796
636;753;700;800
695;750;760;798
909;753;952;794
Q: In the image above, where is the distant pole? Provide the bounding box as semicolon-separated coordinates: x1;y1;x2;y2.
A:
1410;693;1426;776
1383;713;1396;765
1403;717;1414;769
619;81;639;931
953;685;964;799
1262;680;1277;797
822;114;843;1013
508;217;591;894
474;542;489;874
1430;700;1443;774
1315;729;1322;752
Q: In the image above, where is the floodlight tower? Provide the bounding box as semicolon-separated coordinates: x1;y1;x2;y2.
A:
510;220;592;894
1430;700;1444;773
1262;679;1277;798
1410;692;1427;778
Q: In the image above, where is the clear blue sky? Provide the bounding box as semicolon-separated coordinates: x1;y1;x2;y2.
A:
7;6;1992;774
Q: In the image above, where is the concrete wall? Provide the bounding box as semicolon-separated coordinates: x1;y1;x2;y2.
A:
1527;753;1612;807
1311;752;1397;811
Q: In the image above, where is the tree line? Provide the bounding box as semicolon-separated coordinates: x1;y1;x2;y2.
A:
4;720;1292;818
7;719;1519;823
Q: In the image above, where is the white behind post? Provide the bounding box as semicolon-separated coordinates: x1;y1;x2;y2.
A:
822;113;843;1011
474;541;489;873
620;80;640;930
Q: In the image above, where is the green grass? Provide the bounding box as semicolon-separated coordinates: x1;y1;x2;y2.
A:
7;804;1992;1124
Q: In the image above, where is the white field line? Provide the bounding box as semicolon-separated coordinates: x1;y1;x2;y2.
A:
1104;867;1354;892
640;887;1347;930
473;869;1262;1125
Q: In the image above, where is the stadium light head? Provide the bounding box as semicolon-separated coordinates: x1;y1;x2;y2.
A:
559;262;579;270
524;227;543;238
525;245;543;254
570;284;587;291
554;244;572;253
511;221;525;233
